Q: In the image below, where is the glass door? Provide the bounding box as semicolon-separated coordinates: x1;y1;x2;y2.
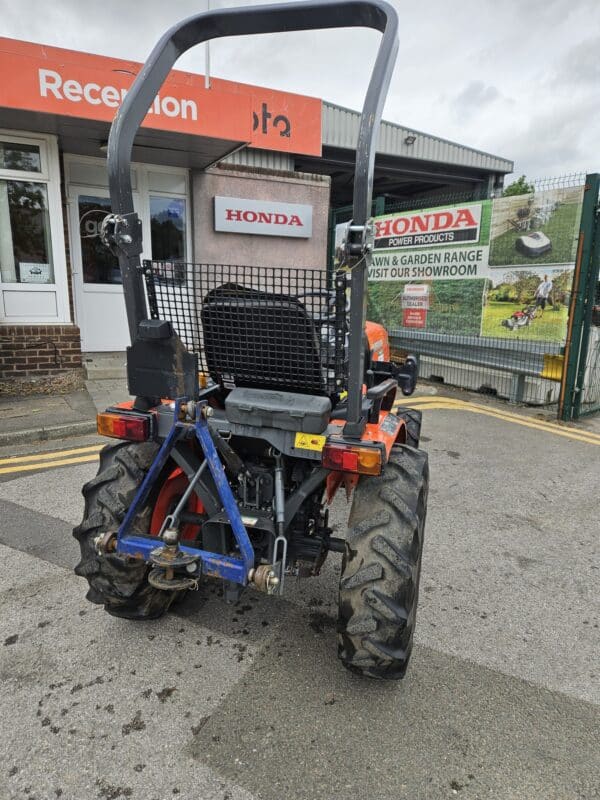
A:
70;189;138;352
66;160;191;353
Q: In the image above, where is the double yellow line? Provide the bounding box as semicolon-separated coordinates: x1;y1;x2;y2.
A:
398;395;600;447
0;444;102;476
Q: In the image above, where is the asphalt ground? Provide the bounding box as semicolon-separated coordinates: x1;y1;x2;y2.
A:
0;396;599;800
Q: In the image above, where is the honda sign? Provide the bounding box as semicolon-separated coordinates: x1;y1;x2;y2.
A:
214;196;312;238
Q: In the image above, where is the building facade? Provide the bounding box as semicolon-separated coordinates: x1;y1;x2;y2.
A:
0;37;512;390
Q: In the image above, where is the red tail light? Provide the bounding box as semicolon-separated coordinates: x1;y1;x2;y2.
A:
97;411;151;442
322;442;383;475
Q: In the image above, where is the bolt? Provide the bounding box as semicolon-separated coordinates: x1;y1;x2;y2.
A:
162;527;179;546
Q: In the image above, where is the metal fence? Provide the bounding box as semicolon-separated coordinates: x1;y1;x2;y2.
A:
330;174;600;410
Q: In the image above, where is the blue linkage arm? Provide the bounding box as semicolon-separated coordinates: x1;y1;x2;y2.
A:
194;405;254;578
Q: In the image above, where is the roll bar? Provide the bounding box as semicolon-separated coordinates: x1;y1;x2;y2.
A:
104;0;399;434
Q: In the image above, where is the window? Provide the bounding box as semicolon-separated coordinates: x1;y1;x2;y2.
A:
78;195;121;284
0;179;54;284
150;196;187;261
0;140;42;172
0;132;69;325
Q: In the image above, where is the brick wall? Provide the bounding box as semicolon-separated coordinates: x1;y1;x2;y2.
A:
0;325;83;380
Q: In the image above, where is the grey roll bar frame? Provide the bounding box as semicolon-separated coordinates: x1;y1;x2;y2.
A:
105;0;399;435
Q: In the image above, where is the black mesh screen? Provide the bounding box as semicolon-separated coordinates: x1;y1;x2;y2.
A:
143;261;348;395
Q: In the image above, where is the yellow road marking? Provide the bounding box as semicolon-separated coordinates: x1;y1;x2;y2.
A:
0;454;99;476
396;397;600;446
0;444;102;466
406;395;600;439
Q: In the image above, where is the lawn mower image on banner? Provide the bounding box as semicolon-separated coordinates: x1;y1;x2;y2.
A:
73;0;429;680
515;231;552;258
501;304;538;331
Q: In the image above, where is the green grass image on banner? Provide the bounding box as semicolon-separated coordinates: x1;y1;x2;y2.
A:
489;201;580;267
368;279;486;336
481;301;568;342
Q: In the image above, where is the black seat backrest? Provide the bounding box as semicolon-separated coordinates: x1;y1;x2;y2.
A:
200;283;326;394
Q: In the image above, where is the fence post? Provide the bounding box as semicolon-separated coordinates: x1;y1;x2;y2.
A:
573;183;600;417
558;173;600;421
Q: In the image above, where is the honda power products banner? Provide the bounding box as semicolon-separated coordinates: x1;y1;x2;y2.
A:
350;185;584;343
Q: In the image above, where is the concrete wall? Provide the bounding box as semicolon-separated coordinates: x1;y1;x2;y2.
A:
192;164;331;268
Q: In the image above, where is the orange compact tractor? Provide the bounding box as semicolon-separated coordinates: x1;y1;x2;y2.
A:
74;0;428;679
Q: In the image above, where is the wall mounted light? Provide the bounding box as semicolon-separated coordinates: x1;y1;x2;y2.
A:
404;134;417;145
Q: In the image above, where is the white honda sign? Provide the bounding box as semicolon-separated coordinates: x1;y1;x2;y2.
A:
214;196;312;238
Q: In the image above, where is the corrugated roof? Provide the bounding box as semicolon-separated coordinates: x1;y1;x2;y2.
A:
222;148;294;171
323;102;513;174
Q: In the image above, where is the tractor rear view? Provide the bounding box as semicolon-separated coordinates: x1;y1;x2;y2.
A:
74;0;429;679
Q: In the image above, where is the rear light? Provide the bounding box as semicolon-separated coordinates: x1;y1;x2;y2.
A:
97;411;151;442
322;442;383;476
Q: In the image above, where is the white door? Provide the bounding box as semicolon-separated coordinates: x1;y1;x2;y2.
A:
69;189;142;351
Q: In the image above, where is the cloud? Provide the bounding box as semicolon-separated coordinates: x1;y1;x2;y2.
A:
2;0;599;180
555;35;600;87
453;81;501;120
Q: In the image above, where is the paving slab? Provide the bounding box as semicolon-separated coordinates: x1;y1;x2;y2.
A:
0;390;97;445
193;616;600;800
0;545;256;800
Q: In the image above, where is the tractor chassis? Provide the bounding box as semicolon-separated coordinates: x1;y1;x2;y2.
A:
98;398;346;597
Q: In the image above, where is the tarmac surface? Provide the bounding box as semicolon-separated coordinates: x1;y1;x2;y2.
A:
0;392;599;800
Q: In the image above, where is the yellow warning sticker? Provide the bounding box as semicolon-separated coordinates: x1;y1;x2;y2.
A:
294;432;326;452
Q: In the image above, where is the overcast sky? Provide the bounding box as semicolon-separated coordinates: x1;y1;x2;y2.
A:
3;0;599;182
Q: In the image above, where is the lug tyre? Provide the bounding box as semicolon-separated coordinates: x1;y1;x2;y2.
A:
73;441;178;620
395;407;422;449
338;445;428;679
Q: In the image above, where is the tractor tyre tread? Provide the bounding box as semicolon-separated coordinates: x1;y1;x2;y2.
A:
73;441;177;620
395;407;422;449
338;445;428;679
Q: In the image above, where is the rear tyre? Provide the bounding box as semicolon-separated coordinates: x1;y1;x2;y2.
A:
338;445;428;679
395;407;422;449
73;441;178;620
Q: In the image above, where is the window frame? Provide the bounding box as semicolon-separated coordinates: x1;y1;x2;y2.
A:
0;130;70;325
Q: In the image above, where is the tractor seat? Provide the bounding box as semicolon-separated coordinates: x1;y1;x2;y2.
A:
201;283;327;395
225;387;331;435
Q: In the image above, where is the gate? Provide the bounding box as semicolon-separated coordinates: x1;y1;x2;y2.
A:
559;173;600;419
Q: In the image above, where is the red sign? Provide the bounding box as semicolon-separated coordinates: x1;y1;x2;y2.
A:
402;308;427;328
0;38;322;157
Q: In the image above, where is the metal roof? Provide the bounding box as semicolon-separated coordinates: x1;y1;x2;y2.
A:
322;102;513;174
